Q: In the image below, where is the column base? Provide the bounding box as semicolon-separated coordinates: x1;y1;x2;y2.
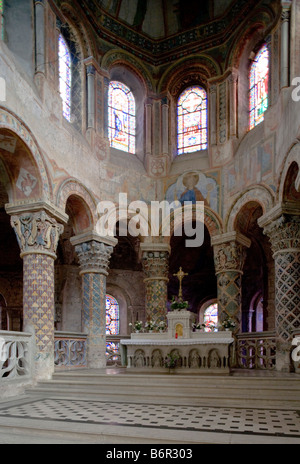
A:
33;353;55;381
87;344;107;369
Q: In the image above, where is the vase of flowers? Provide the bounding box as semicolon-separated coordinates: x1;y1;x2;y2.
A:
220;315;236;331
145;320;156;333
164;352;180;373
129;321;143;333
192;322;206;332
158;320;167;333
170;296;189;311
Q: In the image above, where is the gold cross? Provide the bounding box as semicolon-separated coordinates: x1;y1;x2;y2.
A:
173;267;188;300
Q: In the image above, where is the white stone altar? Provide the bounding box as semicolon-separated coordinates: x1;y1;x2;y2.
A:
121;311;234;374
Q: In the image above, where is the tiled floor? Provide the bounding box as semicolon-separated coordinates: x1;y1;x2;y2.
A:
0;397;300;440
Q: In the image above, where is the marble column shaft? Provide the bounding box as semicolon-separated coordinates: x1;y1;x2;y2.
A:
10;209;64;380
141;246;170;324
75;240;114;369
263;214;300;371
212;233;251;335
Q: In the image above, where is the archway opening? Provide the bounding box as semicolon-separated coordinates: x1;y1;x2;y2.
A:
234;201;273;333
168;223;217;314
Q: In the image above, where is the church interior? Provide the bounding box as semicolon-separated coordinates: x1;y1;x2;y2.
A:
0;0;300;445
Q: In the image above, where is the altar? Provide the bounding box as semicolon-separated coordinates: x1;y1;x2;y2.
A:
120;310;234;375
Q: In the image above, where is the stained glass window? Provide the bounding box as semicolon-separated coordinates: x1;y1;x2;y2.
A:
204;303;218;332
58;34;72;122
106;294;120;335
177;86;208;155
108;81;136;154
249;45;269;130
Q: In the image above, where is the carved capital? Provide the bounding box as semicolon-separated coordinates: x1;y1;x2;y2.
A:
11;210;64;258
212;232;251;274
75;240;114;275
213;241;248;274
263;215;300;256
142;249;170;281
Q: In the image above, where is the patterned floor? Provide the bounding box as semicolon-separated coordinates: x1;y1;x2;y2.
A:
0;398;300;439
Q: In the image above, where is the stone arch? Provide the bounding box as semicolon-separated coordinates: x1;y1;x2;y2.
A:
278;143;300;203
97;203;151;243
0;107;51;202
59;2;96;58
165;205;223;243
225;185;275;233
101;49;154;94
56;178;98;234
158;55;221;96
228;6;278;70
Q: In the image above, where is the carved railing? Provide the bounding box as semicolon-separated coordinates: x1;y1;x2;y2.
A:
54;332;87;369
54;333;130;369
0;331;33;380
236;331;276;370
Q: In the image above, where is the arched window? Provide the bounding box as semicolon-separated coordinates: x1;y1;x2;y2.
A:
58;34;72;122
106;294;120;335
108;81;136;154
204;303;218;332
177;86;208;155
249;44;269;130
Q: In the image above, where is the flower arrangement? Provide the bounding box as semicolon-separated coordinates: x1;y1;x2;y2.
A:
144;320;156;332
170;296;189;311
157;320;167;332
129;321;143;333
220;315;236;330
164;352;180;369
192;322;206;331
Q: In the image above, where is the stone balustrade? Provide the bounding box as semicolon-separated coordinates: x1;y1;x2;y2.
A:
236;331;277;370
0;330;34;399
54;332;87;369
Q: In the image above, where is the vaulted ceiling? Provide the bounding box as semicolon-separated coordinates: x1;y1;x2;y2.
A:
70;0;280;66
91;0;236;40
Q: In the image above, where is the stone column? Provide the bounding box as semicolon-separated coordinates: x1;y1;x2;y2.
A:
71;234;117;368
212;232;251;335
161;96;169;156
145;98;152;157
9;209;64;380
260;214;300;371
281;3;291;89
34;0;46;75
86;64;96;130
228;70;238;138
141;243;170;324
209;84;217;146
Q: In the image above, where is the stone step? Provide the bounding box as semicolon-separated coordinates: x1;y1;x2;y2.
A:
26;370;300;410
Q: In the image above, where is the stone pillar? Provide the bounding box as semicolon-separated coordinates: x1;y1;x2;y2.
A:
9;209;64;380
212;233;251;335
86;64;96;130
228;70;238;138
161;96;169;156
145;98;152;157
209;84;217;146
141;243;170;324
71;234;117;368
281;3;291;89
261;214;300;371
34;0;46;75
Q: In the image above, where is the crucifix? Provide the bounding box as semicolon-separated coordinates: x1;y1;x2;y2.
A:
173;267;188;301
